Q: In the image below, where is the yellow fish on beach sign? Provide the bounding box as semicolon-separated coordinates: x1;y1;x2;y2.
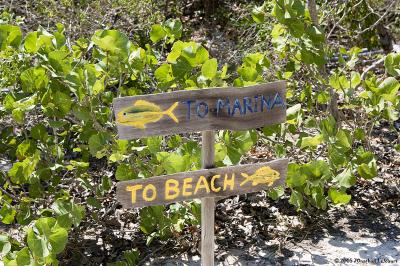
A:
113;82;286;139
240;166;281;187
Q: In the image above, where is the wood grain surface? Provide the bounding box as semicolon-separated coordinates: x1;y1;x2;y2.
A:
116;158;288;208
113;81;286;139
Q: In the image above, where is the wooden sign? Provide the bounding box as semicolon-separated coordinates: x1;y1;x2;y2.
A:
113;81;286;139
113;81;288;266
116;158;288;208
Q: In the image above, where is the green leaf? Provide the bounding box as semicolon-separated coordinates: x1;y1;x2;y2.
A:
0;203;16;224
286;103;301;117
395;144;400;152
123;249;140;266
201;58;218;79
214;142;227;163
88;132;110;157
155;64;174;86
302;160;331;182
357;163;377;179
20;67;48;93
262;124;281;137
54;91;72;115
0;235;11;255
300;134;323;149
286;19;304;38
237;66;258;82
147;136;162;153
31;123;48;142
351;71;361;88
328;188;351;204
384;53;400;77
286;163;307;188
306;25;324;43
320;116;336;138
48;226;68;254
87;197;102;209
252;5;265;23
150;24;166;43
333;168;356;188
0;24;22;50
267;186;284;200
51;199;85;228
289;190;304;210
27;217;68;258
329;72;340;90
24;31;39;53
92;29;130;56
11;108;25;124
3;94;15;111
115;164;137;181
335;129;352;150
163;19;182;41
354;128;365;141
171;57;192;78
16;139;37;160
92;77;105;95
17;201;33;225
27;228;48;258
378;77;400;101
16;247;34;266
8;152;40;184
72;105;91;122
156;152;191;174
271;24;285;39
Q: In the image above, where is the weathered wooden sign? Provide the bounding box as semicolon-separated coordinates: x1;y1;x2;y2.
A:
113;81;287;266
117;158;288;208
113;81;286;139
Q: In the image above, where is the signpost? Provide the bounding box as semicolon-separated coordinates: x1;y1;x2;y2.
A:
113;81;287;265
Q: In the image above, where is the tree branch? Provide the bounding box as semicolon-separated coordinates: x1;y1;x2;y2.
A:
357;0;396;35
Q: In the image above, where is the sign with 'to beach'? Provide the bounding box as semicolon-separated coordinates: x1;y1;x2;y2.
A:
117;159;288;208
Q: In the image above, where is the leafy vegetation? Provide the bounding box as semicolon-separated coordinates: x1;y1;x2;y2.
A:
0;0;399;264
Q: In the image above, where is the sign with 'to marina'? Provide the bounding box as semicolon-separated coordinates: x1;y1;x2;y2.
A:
113;81;286;139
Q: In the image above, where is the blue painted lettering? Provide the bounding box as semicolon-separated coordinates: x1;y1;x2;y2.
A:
243;97;253;114
231;98;244;116
261;95;272;111
254;96;258;112
216;98;230;116
184;100;195;120
271;93;285;109
197;102;209;118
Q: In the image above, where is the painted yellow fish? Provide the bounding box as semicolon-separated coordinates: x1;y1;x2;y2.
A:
117;100;179;129
240;166;280;187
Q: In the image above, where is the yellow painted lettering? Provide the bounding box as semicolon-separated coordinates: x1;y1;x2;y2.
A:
223;173;235;191
211;175;221;192
142;184;156;202
194;175;210;194
126;184;143;204
182;178;193;197
165;179;180;200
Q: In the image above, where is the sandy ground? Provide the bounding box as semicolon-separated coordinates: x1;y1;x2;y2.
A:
146;226;400;265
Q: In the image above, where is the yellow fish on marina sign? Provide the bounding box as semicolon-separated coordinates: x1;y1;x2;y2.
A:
117;100;179;129
240;166;280;187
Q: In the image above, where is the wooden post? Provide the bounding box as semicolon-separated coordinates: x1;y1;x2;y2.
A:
201;130;215;266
